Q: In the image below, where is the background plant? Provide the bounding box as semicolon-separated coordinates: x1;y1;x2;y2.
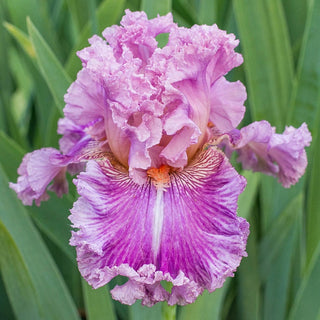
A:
0;0;319;319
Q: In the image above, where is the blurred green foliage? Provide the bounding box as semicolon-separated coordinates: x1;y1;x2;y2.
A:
0;0;319;319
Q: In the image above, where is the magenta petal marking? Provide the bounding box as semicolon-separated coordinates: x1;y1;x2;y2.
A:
70;147;249;306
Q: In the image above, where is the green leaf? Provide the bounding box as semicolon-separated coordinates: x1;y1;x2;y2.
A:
197;0;217;25
288;0;320;131
3;22;36;59
65;0;92;40
281;0;308;63
172;0;197;26
88;0;98;35
196;0;232;28
237;212;261;320
82;280;117;320
0;221;41;320
0;5;12;77
0;165;80;320
8;47;34;136
237;170;260;220
140;0;172;18
27;17;71;113
65;0;126;79
131;302;162;320
263;231;296;320
234;0;294;129
288;242;320;320
0;5;13;133
3;0;62;58
28;194;76;262
178;282;229;320
259;194;302;320
0;8;28;146
306;102;320;264
31;69;59;148
260;175;303;232
0;131;24;181
3;22;56;145
0;275;15;320
259;193;302;281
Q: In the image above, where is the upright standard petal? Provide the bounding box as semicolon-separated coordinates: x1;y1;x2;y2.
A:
64;69;107;141
153;23;245;136
70;146;249;306
209;77;246;132
60;10;247;185
102;10;176;63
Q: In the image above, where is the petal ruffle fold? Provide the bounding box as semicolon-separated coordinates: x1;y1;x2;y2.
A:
9;148;69;206
70;146;249;306
9;138;111;206
209;77;246;132
60;11;246;182
233;121;312;187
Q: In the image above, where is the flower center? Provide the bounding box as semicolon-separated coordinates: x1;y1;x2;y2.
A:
147;165;171;188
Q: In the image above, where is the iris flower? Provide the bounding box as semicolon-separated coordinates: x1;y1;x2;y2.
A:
10;10;311;306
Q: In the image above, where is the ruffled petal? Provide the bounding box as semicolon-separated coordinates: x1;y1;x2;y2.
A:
64;68;107;140
61;10;246;182
70;146;249;306
9;138;113;206
160;106;201;167
269;123;312;187
148;22;245;157
57;118;86;154
9;148;69;206
102;10;176;63
160;24;243;84
233;121;312;187
48;167;68;197
234;121;276;174
209;77;246;132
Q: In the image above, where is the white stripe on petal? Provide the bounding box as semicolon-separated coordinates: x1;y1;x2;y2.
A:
152;187;165;260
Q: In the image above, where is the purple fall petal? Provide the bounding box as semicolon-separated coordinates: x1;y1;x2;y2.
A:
69;147;249;306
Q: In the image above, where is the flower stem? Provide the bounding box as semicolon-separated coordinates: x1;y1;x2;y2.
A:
162;303;177;320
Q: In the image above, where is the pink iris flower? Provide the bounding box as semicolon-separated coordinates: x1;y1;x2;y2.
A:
10;10;311;306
